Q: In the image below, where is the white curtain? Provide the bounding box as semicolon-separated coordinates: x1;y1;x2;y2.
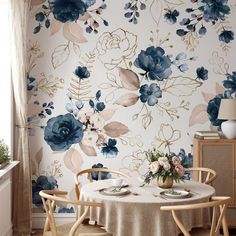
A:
9;0;32;235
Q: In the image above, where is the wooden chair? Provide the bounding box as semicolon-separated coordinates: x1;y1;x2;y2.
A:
74;168;129;199
39;190;113;236
185;167;217;185
160;196;231;236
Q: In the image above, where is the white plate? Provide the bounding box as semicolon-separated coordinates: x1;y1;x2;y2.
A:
162;190;191;199
99;187;130;196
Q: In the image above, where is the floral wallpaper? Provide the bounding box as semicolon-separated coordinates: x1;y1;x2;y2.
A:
28;0;236;210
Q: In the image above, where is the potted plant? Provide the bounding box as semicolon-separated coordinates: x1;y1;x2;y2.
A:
0;139;10;169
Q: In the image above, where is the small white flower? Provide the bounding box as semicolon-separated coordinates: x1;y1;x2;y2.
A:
163;162;171;171
158;156;168;166
90;113;105;129
149;161;160;173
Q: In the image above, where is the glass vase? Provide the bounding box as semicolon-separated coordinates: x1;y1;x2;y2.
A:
157;177;173;189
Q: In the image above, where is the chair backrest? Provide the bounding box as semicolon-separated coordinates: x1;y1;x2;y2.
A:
39;190;102;236
185;167;217;185
74;168;129;199
160;196;231;236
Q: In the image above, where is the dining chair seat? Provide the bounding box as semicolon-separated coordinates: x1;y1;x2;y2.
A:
43;222;111;236
39;190;113;236
160;196;231;236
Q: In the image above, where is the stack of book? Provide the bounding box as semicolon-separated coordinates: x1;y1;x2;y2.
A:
194;131;220;140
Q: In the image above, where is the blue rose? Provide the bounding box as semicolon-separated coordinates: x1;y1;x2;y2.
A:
207;94;226;127
44;113;83;151
74;66;90;79
223;72;236;95
134;46;172;81
101;139;118;158
91;163;112;180
32;175;58;208
200;0;230;22
196;66;208;80
139;83;162;106
48;0;88;23
164;9;179;25
219;30;234;43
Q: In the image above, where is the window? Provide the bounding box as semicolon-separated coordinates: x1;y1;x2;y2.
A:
0;0;11;149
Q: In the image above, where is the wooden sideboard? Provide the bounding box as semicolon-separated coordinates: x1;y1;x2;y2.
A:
193;138;236;227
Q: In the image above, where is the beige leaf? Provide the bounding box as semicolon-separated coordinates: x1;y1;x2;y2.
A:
114;93;139;107
50;19;62;36
104;122;129;137
63;22;87;44
118;67;140;90
99;109;116;121
189;104;208;127
215;82;225;94
79;143;97;156
35;148;43;164
201;92;215;103
64;148;83;173
51;44;70;69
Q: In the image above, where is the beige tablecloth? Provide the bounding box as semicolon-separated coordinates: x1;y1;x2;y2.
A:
79;177;215;236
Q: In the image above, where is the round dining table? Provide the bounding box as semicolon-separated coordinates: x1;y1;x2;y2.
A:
79;177;215;236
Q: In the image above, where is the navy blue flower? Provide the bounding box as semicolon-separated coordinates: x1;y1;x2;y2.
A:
74;66;90;79
139;83;162;106
35;12;45;22
219;30;234;43
32;175;58;208
177;148;193;168
223;72;236;95
44;113;83;151
91;163;112;180
198;25;207;35
96;102;105;112
200;0;230;22
48;0;88;23
101;139;118;158
196;66;208;80
207;94;226;127
27;75;37;91
134;46;172;81
164;9;179;25
176;29;188;36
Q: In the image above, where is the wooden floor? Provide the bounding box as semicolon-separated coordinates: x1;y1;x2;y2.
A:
32;228;236;236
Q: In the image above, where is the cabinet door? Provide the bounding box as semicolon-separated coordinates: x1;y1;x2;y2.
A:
200;143;235;206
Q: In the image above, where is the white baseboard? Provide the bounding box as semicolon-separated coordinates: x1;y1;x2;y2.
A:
32;213;76;229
